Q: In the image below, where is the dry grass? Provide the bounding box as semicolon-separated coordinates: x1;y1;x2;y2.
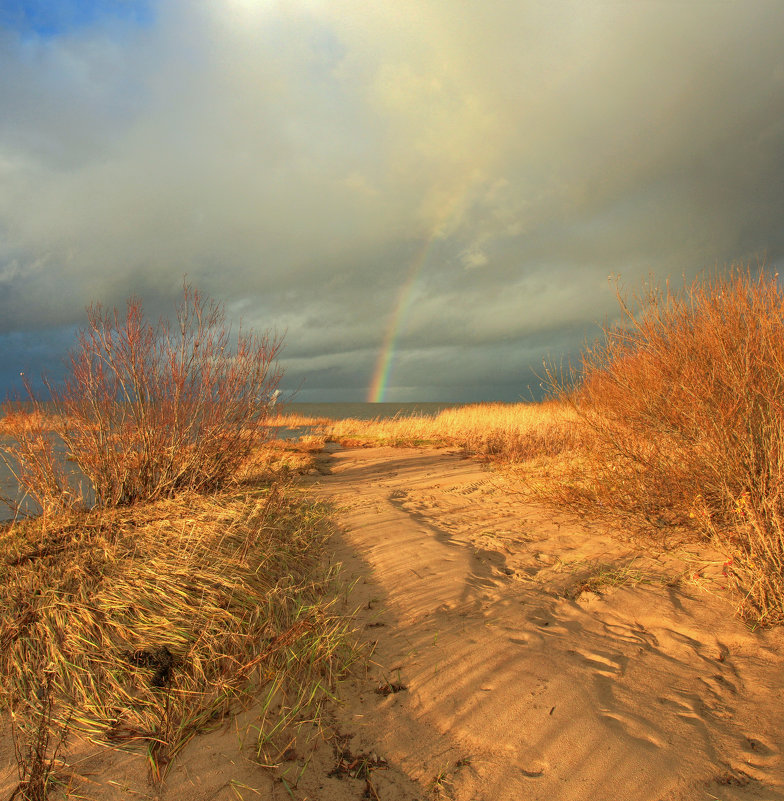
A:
8;670;71;801
0;287;360;795
0;411;55;438
560;558;679;601
0;466;361;790
544;266;784;625
237;436;327;481
320;401;581;460
267;413;333;428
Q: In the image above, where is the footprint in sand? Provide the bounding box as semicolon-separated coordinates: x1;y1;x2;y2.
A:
525;607;572;636
570;646;628;678
699;671;738;697
738;734;780;779
658;691;719;744
741;735;778;760
599;710;664;750
600;620;658;648
306;447;784;801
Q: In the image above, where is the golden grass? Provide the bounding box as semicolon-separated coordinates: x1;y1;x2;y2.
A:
267;413;333;428
237;436;327;479
561;559;679;601
1;455;361;792
320;401;581;460
0;411;55;438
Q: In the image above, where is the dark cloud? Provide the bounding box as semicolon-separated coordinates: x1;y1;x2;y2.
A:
1;0;783;401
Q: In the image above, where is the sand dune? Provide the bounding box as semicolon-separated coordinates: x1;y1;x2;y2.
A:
2;444;782;800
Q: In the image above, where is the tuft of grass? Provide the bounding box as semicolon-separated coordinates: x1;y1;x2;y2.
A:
0;410;55;439
8;669;71;801
563;559;677;600
237;437;327;482
429;762;456;799
0;479;361;785
268;413;332;428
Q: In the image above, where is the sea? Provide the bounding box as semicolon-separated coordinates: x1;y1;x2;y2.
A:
0;402;461;522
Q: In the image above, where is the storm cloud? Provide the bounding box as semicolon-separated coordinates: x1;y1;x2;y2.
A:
1;1;783;401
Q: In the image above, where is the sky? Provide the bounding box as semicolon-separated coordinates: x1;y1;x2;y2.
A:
1;0;783;403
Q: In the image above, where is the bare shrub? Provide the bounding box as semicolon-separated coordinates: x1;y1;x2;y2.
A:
2;285;283;511
548;266;784;624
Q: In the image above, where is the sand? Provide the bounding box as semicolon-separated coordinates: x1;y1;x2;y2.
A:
2;444;783;800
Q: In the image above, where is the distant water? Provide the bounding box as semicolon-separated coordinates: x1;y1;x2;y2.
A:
0;435;92;523
0;402;464;522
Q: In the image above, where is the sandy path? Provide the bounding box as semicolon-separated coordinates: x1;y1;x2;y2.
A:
300;445;784;801
2;444;782;800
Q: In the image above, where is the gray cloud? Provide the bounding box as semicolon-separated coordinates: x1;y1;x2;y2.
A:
1;0;783;401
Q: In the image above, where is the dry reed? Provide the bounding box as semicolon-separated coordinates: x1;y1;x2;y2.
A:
0;411;54;438
268;413;332;428
0;481;361;785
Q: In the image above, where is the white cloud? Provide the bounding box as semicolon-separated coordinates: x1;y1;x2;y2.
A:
461;249;488;270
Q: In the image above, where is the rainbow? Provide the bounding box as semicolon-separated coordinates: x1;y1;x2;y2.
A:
368;184;476;402
367;238;434;402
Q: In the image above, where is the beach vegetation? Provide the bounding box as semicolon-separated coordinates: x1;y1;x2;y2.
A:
0;287;361;797
562;559;677;600
1;483;361;794
312;401;580;459
311;266;784;625
548;266;784;625
1;284;283;513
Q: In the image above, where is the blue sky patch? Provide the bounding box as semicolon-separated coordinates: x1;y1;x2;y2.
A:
0;0;155;38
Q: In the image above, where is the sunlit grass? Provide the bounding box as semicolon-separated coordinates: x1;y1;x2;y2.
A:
267;413;332;428
1;460;361;792
319;401;581;459
308;267;784;627
543;266;784;626
0;287;361;798
0;410;55;437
